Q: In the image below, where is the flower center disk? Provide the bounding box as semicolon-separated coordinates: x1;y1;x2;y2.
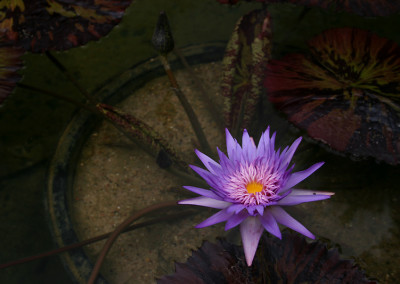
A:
246;182;263;194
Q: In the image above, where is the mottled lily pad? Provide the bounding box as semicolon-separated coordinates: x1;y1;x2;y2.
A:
265;27;400;164
0;0;133;52
0;32;24;105
158;231;376;283
221;8;272;135
216;0;400;16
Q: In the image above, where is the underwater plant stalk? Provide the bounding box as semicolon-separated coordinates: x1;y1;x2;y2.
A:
16;82;96;112
159;55;213;155
174;48;224;129
18;82;196;177
88;201;178;284
0;210;194;270
45;51;96;104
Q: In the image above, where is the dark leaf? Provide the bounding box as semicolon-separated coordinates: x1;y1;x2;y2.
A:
216;0;240;3
221;9;272;134
0;0;133;52
265;27;400;164
0;32;24;106
158;231;376;283
96;103;189;172
216;0;400;16
157;239;252;284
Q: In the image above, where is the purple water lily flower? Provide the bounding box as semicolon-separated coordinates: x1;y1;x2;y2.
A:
179;127;334;266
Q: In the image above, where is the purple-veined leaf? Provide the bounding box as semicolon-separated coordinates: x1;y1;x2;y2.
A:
0;32;24;106
157;231;376;283
0;0;133;52
216;0;400;16
221;8;272;134
265;27;400;164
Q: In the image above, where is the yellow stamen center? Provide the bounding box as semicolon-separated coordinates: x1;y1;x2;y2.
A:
246;182;263;194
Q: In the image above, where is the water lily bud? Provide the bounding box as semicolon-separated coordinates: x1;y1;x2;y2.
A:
152;11;174;55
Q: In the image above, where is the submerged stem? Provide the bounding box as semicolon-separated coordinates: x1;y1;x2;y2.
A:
45;51;95;104
0;210;194;270
88;201;178;284
174;48;224;129
159;55;213;155
16;82;95;113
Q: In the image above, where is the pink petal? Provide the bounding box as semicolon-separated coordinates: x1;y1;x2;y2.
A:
194;149;221;174
281;162;324;192
269;206;315;239
196;208;233;228
178;196;230;209
240;217;264;266
259;211;281;239
182;186;222;199
277;194;332;206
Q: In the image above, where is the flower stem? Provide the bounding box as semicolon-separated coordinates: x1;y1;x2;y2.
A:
0;209;193;270
16;82;95;113
87;201;178;284
174;48;224;129
45;51;95;104
159;54;213;155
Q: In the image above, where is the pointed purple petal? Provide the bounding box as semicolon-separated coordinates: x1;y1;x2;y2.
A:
259;211;281;239
281;162;324;192
255;131;264;156
189;165;219;188
226;204;246;214
225;210;249;230
290;189;335;196
196;208;233;228
217;148;235;174
226;128;241;160
182;186;223;199
195;149;221;174
255;205;264;216
240;217;264;266
280;137;302;168
179;196;230;209
242;129;256;162
269;206;315;239
277;194;331;206
269;131;276;156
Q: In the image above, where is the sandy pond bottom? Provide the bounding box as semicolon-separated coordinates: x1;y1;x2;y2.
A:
71;62;400;283
72;62;231;283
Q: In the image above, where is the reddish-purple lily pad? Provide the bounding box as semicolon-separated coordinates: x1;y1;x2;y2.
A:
158;231;376;283
264;27;400;164
221;8;272;134
0;0;132;52
216;0;400;16
0;32;24;105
